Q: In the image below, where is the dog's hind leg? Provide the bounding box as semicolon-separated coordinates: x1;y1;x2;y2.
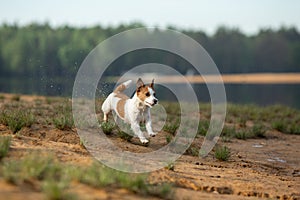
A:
101;94;113;122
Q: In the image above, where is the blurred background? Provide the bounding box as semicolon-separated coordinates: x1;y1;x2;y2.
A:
0;0;299;108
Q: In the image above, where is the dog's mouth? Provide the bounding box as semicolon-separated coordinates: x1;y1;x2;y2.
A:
145;101;157;107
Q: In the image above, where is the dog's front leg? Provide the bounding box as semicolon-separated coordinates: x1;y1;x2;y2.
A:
131;122;149;144
145;110;157;137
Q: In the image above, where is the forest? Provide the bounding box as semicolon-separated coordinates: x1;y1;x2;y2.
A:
0;23;299;96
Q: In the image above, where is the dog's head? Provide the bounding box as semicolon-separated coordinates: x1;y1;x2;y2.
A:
136;78;158;108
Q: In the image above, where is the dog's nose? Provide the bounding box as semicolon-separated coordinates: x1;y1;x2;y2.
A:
154;99;158;104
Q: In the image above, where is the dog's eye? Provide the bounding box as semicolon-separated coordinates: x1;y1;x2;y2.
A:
146;92;150;97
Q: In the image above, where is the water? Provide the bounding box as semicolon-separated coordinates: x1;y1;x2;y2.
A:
1;77;300;109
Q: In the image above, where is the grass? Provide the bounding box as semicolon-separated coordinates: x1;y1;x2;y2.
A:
0;109;35;133
52;102;74;130
0;136;11;159
100;121;115;135
163;121;179;135
165;162;175;171
79;162;148;191
11;95;21;101
2;152;58;184
1;153;75;199
1;95;300;198
234;130;248;140
272;120;300;135
117;130;134;141
186;146;199;157
227;103;300;125
288;123;300;135
53;114;74;130
197;120;209;136
272;120;285;132
42;180;76;200
251;124;266;138
220;123;267;140
0;153;173;199
215;146;231;161
165;134;173;143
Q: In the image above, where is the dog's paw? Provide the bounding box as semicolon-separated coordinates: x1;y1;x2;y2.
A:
140;137;149;144
149;132;157;137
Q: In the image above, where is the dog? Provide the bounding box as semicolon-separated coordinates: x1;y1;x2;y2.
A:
101;78;158;144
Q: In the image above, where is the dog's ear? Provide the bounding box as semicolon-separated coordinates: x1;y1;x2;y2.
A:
137;78;144;89
150;79;154;88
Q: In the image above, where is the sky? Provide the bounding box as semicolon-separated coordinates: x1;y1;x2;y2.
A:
1;0;300;35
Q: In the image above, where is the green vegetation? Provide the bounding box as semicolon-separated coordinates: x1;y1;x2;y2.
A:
165;162;175;171
1;24;300;97
0;136;11;159
79;162;146;191
272;120;300;135
11;95;21;101
1;24;299;80
163;122;179;135
0;96;299;198
117;130;133;142
0;109;35;133
42;180;76;200
197;119;210;136
101;121;115;135
186;145;199;157
52;102;74;130
221;124;266;140
215;146;231;161
0;153;173;199
251;124;266;138
53;114;74;130
165;134;173;143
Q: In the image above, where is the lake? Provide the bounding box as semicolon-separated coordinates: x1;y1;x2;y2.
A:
1;76;300;109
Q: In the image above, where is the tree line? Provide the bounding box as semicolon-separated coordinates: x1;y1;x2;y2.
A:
0;23;299;83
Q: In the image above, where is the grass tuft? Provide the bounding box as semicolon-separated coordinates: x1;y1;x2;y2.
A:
165;134;173;143
251;124;266;138
117;130;133;141
100;121;115;135
1;153;57;184
42;180;76;200
53;114;74;130
0;109;35;133
0;136;11;159
197;120;209;136
11;95;21;101
185;145;199;157
163;122;179;135
165;162;175;171
215;146;231;161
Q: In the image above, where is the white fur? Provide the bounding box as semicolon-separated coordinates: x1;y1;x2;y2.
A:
101;79;158;144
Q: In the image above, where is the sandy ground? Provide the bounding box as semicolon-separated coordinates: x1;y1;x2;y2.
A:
0;93;300;199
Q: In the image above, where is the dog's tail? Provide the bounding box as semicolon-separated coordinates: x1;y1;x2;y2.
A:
114;80;132;93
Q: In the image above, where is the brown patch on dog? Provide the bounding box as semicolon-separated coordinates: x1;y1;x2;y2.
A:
114;84;126;93
115;93;129;100
116;99;127;119
115;93;129;119
137;86;150;102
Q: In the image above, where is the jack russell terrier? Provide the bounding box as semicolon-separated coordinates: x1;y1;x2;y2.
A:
101;78;158;144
